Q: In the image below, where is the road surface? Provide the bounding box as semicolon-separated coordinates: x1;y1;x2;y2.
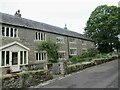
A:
33;60;118;88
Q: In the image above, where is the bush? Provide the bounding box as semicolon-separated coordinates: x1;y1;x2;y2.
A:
69;55;80;63
68;48;99;64
37;39;59;63
80;48;99;58
66;62;94;74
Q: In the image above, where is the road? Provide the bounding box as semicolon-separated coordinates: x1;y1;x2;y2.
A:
33;60;118;88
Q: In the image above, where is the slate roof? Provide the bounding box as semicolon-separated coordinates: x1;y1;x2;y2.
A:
0;12;93;41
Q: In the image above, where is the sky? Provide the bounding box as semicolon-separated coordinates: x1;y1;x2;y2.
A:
0;0;118;34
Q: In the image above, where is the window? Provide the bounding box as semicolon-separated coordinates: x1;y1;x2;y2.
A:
2;27;5;36
1;26;18;38
82;40;86;45
58;51;65;60
35;32;46;41
20;51;23;64
2;51;5;66
6;27;9;36
14;29;17;37
38;33;40;40
36;53;38;61
1;51;10;66
82;48;87;52
10;28;13;37
70;48;77;56
36;52;47;61
20;51;27;64
69;38;76;43
41;33;43;40
6;51;9;65
56;37;64;43
36;32;38;40
24;51;27;64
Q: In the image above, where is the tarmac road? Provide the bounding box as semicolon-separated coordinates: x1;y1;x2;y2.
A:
32;60;118;88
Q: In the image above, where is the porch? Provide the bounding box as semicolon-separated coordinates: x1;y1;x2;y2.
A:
0;41;30;72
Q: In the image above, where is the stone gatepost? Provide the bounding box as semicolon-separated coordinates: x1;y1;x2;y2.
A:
59;59;67;76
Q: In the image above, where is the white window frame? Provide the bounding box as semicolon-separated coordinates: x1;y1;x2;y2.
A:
0;42;29;67
35;32;46;41
0;50;28;67
1;26;18;38
35;51;47;61
20;51;28;65
69;48;77;56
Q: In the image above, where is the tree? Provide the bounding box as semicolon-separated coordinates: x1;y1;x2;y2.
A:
84;5;120;53
36;39;59;63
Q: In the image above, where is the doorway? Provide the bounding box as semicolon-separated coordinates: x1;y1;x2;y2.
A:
12;52;18;65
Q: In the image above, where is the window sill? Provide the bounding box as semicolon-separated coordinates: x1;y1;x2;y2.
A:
35;60;47;64
82;44;86;45
56;42;65;44
59;58;66;60
70;54;77;56
69;42;76;44
34;40;46;42
2;36;19;39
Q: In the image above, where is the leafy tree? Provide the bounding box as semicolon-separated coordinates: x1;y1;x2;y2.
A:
36;39;59;63
84;5;120;53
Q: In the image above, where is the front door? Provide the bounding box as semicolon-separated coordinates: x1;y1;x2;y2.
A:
10;52;20;72
12;52;18;65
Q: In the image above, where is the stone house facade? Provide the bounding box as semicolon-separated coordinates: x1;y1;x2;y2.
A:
0;12;94;72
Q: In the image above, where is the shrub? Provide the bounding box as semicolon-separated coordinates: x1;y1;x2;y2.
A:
80;48;99;58
69;55;80;63
36;39;59;63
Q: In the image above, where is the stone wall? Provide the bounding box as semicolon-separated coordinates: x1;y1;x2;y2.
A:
1;70;53;88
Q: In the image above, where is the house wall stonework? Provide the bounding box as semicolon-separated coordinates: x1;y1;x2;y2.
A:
0;22;94;68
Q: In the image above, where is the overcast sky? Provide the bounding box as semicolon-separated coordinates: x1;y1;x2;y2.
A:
0;0;118;34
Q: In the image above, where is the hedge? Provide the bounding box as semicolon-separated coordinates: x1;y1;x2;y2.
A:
66;55;118;74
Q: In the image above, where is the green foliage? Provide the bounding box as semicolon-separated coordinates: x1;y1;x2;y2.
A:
67;53;118;74
36;39;59;63
88;48;99;57
84;5;120;53
80;48;99;58
69;48;99;63
69;55;80;63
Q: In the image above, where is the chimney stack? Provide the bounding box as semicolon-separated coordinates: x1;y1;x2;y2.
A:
14;10;21;17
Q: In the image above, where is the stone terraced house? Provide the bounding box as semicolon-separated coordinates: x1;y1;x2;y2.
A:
0;12;94;72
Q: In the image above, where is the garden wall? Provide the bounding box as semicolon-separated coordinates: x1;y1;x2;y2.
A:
1;70;53;88
66;55;118;74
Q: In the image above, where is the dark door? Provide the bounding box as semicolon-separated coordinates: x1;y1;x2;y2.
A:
12;52;18;65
